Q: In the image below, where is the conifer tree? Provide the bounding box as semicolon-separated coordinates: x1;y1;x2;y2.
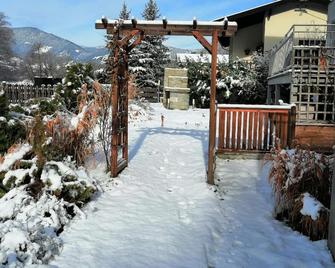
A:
119;2;131;20
129;0;170;99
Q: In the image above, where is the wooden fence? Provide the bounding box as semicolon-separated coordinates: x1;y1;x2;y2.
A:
217;104;296;153
137;87;162;102
1;83;55;103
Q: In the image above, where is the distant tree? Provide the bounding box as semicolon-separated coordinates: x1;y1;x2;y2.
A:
129;0;170;97
142;0;160;20
24;42;68;80
119;2;131;20
0;12;14;81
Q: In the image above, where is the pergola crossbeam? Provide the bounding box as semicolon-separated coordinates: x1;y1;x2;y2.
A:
95;18;237;37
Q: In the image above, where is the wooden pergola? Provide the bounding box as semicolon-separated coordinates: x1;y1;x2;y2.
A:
95;17;237;184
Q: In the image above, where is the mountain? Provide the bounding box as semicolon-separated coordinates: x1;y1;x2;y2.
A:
12;27;108;62
11;27;225;63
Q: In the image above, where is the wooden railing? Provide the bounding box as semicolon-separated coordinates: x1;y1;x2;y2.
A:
1;82;56;103
217;104;296;153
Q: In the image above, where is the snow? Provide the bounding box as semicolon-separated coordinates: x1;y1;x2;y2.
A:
41;167;63;191
51;104;334;268
1;228;28;251
70;105;87;129
177;53;228;63
37;46;52;54
300;193;323;220
0;144;32;172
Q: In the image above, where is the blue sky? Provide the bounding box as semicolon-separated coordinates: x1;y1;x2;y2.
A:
1;0;270;48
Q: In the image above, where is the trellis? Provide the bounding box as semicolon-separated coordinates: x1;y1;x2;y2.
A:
95;17;237;184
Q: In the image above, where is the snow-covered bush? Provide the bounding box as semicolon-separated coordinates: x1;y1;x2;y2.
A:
268;146;333;240
179;52;269;107
0;91;26;155
0;143;96;266
55;62;94;112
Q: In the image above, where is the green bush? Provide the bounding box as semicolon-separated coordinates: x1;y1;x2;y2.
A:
56;63;94;112
178;52;269;107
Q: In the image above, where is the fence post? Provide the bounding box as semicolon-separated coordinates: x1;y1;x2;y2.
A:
288;105;296;148
328;148;335;260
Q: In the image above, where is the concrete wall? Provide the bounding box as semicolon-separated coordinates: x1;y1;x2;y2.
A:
264;2;328;52
328;1;335;24
230;22;264;59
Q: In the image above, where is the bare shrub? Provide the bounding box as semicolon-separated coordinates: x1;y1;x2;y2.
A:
268;142;333;240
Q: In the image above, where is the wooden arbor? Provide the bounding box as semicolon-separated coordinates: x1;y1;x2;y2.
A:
95;18;237;184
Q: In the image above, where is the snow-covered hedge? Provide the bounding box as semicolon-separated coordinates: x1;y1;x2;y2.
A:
268;147;333;240
178;52;269;108
0;144;97;266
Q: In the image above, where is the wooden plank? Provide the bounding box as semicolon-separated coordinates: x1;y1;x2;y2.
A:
232;111;237;149
226;111;231;149
258;112;264;150
242;112;248;150
253;112;259;150
192;31;212;54
236;111;242;150
96;19;238;37
263;112;269;150
218;110;225;150
269;113;275;149
281;113;288;148
248;112;253;150
111;44;120;177
275;113;281;148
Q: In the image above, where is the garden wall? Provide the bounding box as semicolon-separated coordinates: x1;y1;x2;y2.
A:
295;124;335;153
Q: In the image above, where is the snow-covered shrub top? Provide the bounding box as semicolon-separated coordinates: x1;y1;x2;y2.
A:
268;147;332;240
0;142;97;266
0;144;32;172
300;193;324;220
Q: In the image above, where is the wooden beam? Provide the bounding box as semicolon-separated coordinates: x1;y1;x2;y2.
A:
127;31;144;52
111;44;120;178
118;29;140;47
207;29;218;185
192;31;212;54
96;19;238;37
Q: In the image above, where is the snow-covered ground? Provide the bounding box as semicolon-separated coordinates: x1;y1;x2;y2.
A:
51;104;334;268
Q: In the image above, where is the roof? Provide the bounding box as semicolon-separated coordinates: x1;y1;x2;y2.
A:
215;0;330;23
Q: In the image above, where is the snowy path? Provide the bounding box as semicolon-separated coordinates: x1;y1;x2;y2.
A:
51;104;334;268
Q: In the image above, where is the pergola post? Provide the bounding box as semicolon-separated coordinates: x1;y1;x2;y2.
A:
207;30;218;185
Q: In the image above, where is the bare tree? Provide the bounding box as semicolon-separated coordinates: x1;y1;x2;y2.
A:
24;42;68;80
0;12;14;81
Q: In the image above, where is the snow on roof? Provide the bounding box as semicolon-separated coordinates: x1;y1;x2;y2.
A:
176;53;228;63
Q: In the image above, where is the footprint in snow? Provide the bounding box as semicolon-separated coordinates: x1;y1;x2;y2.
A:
178;201;192;225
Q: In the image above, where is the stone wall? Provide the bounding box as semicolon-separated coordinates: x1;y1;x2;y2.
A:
163;68;190;110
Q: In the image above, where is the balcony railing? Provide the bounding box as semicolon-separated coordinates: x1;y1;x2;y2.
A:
268;24;335;77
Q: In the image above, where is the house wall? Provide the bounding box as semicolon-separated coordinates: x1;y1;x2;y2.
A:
329;1;335;23
264;2;328;52
230;22;264;59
